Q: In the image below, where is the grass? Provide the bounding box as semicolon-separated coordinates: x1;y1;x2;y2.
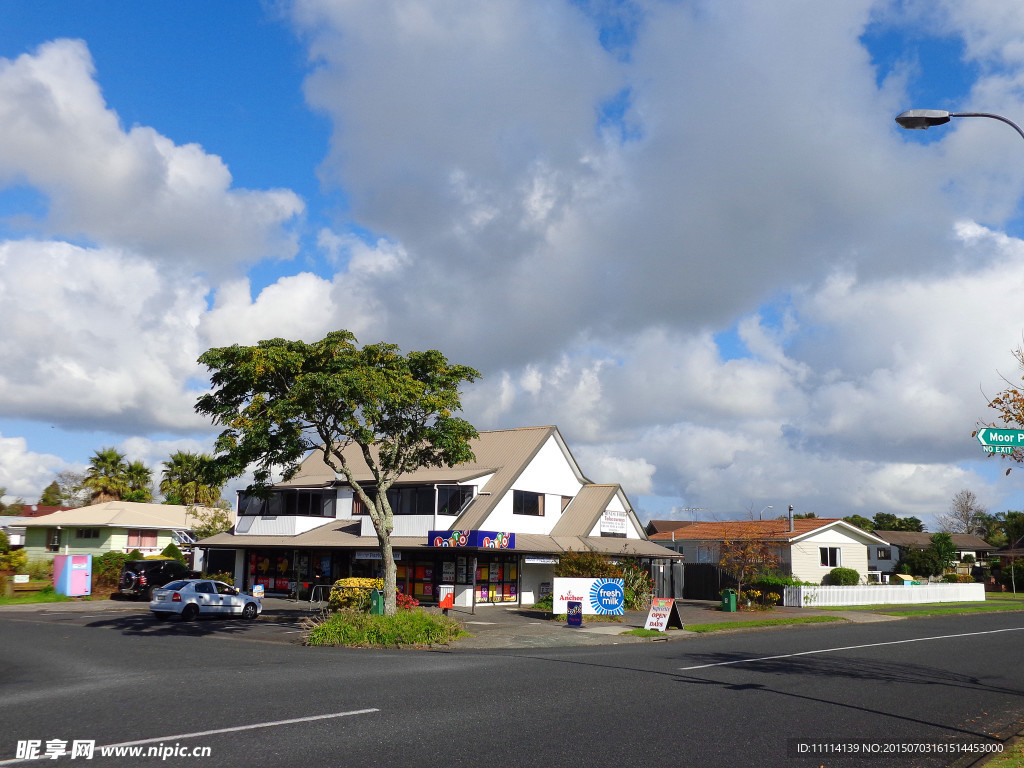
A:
305;608;468;648
974;737;1023;767
0;590;73;606
684;616;844;633
621;628;667;638
875;604;1024;616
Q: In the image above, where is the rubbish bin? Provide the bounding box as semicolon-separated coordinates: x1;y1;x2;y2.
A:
369;589;384;615
721;589;737;612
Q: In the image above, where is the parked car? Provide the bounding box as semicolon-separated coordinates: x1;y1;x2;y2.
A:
119;559;196;600
149;579;262;621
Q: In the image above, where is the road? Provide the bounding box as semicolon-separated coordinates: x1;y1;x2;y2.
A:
1;609;1023;767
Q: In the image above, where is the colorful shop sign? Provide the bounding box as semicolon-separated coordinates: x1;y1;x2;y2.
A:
552;577;625;616
428;530;516;549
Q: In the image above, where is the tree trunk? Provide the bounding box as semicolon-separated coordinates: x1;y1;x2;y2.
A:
379;536;398;616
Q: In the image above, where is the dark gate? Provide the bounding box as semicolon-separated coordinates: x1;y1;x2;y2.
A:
683;564;736;601
650;559;684;599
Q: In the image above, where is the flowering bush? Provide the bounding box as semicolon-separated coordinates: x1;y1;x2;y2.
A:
396;591;420;610
328;578;384;611
739;589;781;611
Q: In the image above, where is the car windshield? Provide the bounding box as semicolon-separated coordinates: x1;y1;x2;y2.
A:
162;580;189;591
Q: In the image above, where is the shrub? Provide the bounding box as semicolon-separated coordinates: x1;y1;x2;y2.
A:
95;551;129;586
305;609;466;647
531;592;554;611
0;529;8;554
396;591;420;610
126;549;144;561
554;550;623;579
25;559;51;580
159;542;186;563
328;577;384;611
621;561;653;611
827;567;860;586
203;571;234;585
1;548;28;573
941;573;974;583
961;554;976;564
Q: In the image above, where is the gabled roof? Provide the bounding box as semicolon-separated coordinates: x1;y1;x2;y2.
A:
649;518;887;545
872;530;995;551
18;501;213;530
550;485;638;538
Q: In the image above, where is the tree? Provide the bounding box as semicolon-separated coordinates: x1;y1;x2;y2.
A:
872;512;924;532
82;447;129;504
195;330;480;616
160;451;223;507
843;514;875;532
718;521;781;598
982;345;1024;473
38;481;62;506
937;489;986;535
123;460;154;503
54;470;88;507
929;532;957;572
0;488;26;516
897;547;942;578
186;505;233;540
998;510;1024;550
974;511;1007;548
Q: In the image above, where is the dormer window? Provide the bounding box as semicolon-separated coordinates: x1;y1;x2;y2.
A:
512;490;544;516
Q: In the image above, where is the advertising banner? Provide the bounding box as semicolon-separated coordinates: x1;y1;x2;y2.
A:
643;597;684;631
552;577;625;616
429;530;515;549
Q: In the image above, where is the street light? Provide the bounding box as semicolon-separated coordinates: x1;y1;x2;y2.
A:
758;505;773;520
895;109;1024;142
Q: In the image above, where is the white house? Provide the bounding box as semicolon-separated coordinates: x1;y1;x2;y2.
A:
199;425;679;607
649;518;888;584
871;531;994;574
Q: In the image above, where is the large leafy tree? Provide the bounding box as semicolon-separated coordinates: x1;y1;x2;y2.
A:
872;512;924;532
195;330;480;616
718;522;781;597
160;451;223;507
82;447;130;504
124;460;154;502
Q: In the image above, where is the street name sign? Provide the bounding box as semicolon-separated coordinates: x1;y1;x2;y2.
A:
984;446;1015;455
976;428;1024;447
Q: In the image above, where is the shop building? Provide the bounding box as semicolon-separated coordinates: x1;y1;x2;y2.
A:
199;425;680;607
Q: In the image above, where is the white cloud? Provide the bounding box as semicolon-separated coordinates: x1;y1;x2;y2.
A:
0;39;303;269
0;433;65;502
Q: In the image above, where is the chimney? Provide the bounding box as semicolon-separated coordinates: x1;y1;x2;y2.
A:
788;505;795;533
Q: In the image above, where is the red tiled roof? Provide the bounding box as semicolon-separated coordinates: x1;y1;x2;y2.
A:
16;504;74;517
649;518;841;542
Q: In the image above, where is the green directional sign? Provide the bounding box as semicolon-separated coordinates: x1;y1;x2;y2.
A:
984;445;1015;455
977;428;1024;447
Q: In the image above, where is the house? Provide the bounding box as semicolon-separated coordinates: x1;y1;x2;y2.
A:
198;425;681;607
644;519;695;537
1;505;74;549
18;501;220;564
648;518;889;584
871;531;994;575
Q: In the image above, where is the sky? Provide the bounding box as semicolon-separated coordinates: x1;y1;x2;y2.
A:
3;0;1024;529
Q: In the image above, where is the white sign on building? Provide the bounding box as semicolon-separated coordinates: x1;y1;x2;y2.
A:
599;510;628;536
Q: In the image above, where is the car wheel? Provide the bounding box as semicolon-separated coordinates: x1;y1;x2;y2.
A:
181;604;200;622
152;612;171;621
241;602;258;621
141;586;153;601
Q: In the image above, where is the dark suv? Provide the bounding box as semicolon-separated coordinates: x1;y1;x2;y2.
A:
118;560;196;600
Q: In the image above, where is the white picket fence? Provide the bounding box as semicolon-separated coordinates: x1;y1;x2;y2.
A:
783;583;985;607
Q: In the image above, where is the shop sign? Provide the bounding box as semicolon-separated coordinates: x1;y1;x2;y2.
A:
643;597;683;631
354;551;401;560
442;561;456;582
599;510;629;536
524;556;557;564
552;577;625;616
428;530;516;549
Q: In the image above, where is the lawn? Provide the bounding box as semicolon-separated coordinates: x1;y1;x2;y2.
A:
684;616;845;633
0;591;74;606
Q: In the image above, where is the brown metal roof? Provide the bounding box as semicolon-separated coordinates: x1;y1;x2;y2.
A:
549;485;620;537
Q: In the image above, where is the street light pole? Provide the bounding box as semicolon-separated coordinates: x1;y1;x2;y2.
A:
895;109;1024;142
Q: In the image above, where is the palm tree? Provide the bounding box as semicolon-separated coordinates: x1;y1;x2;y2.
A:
160;451;221;507
123;460;154;502
82;447;129;504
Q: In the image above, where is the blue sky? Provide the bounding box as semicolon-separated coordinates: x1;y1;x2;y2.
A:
3;1;1024;529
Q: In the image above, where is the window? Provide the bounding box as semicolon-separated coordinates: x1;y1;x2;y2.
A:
437;486;474;515
819;547;840;568
876;547;891;560
560;496;573;511
127;529;157;548
75;528;100;539
46;528;60;552
512;490;544;516
238;489;335;517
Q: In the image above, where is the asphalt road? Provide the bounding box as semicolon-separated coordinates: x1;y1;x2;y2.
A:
1;610;1023;768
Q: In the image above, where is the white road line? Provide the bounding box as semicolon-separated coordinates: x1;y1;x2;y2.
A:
679;627;1024;671
0;708;379;766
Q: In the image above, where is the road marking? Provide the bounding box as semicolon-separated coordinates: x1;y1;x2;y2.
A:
466;621;497;625
679;627;1024;670
0;708;380;766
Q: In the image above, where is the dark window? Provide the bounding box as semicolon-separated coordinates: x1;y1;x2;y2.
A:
513;490;545;516
194;582;215;594
46;528;60;552
238;490;334;517
561;496;573;511
75;528;100;539
437;486;474;515
386;486;434;516
819;547;840;568
876;547;891;560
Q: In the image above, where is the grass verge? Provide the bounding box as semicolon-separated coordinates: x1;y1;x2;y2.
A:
876;604;1023;616
305;609;468;648
0;591;73;606
685;616;845;633
621;628;667;638
972;738;1022;767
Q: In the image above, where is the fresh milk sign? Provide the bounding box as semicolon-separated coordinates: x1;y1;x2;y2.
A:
552;578;625;616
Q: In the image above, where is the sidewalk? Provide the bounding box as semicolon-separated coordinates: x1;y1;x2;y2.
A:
0;596;899;649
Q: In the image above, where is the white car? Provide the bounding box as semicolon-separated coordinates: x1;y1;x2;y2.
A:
149;579;262;622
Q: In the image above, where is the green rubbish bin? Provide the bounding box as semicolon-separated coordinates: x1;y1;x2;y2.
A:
721;589;737;613
369;589;384;615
